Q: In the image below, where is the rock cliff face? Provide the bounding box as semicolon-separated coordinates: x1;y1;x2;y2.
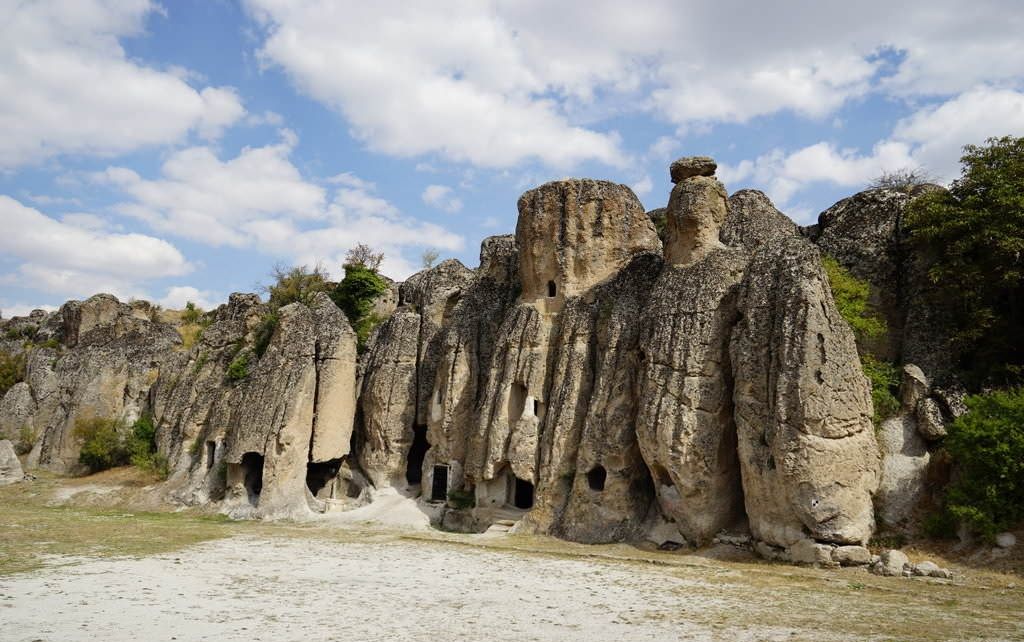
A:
2;157;922;555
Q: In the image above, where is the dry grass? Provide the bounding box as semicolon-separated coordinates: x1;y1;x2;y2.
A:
1;472;1022;641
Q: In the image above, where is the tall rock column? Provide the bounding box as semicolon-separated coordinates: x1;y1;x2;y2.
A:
636;157;747;545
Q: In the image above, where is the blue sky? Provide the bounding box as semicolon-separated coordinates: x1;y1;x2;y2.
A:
2;0;1023;316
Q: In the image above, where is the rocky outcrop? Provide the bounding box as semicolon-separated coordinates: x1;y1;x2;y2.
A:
5;155;906;560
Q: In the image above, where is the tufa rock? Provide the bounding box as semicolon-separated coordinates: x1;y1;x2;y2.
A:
670;156;717;183
787;538;836;566
663;175;728;266
912;560;952;579
833;545;872;566
872;549;911;577
0;439;24;485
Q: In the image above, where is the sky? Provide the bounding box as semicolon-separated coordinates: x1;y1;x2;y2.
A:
2;0;1023;316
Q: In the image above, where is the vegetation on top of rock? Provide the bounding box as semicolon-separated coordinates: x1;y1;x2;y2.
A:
252;312;279;359
906;135;1024;388
0;350;26;398
265;264;333;310
331;248;389;352
823;255;898;425
868;167;936;193
182;301;203;325
936;388;1024;538
421;248;440;269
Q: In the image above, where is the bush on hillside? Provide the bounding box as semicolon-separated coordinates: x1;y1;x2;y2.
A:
331;263;389;352
0;350;26;398
938;388;1024;538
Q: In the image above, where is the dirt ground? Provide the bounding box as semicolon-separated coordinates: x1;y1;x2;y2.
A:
1;470;1022;642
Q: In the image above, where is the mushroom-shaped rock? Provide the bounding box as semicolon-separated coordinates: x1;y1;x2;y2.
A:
670;156;717;183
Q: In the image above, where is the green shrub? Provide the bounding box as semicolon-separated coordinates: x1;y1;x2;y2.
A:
253;312;279;359
862;355;900;426
266;264;332;310
182;301;203;325
75;417;131;472
226;351;250;381
823;256;897;425
938;388;1024;538
0;350;26;398
822;256;887;343
906;136;1024;387
331;263;388;352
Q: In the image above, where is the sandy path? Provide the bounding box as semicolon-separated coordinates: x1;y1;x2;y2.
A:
0;535;809;642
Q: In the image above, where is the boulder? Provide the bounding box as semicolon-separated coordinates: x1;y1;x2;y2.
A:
996;532;1017;549
912;560;952;579
875;415;930;527
0;439;24;485
670;156;717;182
834;545;872;566
915;397;948;441
872;549;910;577
787;538;835;566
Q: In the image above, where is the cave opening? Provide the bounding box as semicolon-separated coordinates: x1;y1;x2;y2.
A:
431;464;449;502
405;424;431;485
205;440;216;470
240;452;264;500
513;477;534;509
547;280;557;297
306;458;343;497
587;465;607;491
651;463;674;488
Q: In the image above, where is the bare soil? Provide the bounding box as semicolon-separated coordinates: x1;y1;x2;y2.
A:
1;470;1021;641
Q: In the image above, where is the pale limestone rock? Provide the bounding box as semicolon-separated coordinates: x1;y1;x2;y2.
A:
915;397;948;441
664;176;727;266
875;415;930;527
515;179;660;303
0;382;36;443
834;545;872;566
731;237;879;547
912;560;952;578
873;549;910;576
0;439;23;485
670;156;717;182
996;532;1016;549
635;249;746;544
787;538;835;566
721;190;799;252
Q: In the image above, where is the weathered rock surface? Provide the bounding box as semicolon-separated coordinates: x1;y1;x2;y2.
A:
872;549;911;576
670;156;717;182
0;439;24;485
4;155;909;563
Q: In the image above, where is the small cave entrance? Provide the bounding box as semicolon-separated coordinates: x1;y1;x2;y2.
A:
547;280;557;297
512;477;534;509
651;463;674;488
306;458;343;497
430;464;450;502
508;382;527;424
240;452;264;499
587;465;607;491
405;424;431;485
205;440;216;470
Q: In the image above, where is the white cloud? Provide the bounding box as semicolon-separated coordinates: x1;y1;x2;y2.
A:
719;86;1024;208
422;185;464;213
0;195;191;299
243;0;1023;171
630;176;653;197
98;135;464;280
158;285;220;311
1;302;58;319
0;0;246;169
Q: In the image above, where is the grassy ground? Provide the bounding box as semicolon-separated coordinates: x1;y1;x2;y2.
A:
1;470;1022;641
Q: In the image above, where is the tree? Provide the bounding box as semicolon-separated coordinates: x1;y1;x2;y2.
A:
421;248;440;269
906;136;1024;387
264;263;332;309
344;243;385;271
182;301;202;324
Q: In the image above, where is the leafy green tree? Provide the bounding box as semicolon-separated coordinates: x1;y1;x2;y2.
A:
940;388;1024;537
906;136;1024;386
0;350;26;398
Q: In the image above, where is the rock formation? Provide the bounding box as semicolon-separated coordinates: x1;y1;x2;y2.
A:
2;155;929;558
